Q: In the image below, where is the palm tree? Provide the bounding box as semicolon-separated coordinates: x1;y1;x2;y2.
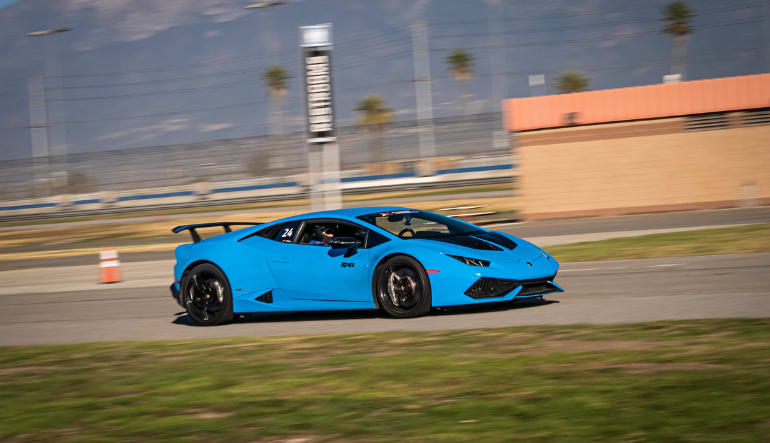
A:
662;1;694;81
444;49;475;115
263;65;289;138
555;72;590;94
355;96;393;164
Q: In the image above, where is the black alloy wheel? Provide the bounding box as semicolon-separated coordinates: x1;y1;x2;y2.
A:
181;263;233;326
375;255;431;318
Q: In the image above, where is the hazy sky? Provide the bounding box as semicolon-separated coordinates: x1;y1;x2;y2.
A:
0;0;766;160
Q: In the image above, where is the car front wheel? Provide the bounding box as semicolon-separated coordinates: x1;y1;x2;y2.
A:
374;255;431;318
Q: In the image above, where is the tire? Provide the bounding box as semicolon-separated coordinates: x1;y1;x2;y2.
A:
180;263;234;326
374;255;432;318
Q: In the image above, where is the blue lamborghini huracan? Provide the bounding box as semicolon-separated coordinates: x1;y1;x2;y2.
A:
170;207;563;325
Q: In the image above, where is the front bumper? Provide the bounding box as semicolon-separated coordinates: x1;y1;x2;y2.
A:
464;276;562;300
428;253;563;307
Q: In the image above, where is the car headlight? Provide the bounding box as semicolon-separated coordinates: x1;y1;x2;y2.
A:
538;247;550;259
448;254;490;267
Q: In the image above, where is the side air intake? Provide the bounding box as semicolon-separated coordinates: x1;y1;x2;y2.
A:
255;290;273;303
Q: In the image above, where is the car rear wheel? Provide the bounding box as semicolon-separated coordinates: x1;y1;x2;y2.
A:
375;255;431;318
181;263;233;326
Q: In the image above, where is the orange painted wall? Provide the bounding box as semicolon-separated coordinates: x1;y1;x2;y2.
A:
504;74;770;132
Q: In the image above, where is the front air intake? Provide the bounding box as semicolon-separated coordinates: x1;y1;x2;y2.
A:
464;276;556;299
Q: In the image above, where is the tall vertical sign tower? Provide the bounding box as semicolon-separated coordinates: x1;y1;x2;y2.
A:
300;23;341;210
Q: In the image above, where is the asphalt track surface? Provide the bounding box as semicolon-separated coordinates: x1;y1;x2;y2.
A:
2;253;768;346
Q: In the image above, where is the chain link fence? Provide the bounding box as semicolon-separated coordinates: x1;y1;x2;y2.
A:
0;112;510;200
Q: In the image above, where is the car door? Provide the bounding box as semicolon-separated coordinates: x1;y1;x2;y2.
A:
239;220;302;295
268;219;372;302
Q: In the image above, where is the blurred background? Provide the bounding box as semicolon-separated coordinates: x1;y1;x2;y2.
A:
0;0;767;217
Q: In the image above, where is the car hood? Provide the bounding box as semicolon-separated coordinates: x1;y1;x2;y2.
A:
405;231;547;264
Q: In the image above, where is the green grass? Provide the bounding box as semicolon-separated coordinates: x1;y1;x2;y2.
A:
549;223;770;262
1;319;769;442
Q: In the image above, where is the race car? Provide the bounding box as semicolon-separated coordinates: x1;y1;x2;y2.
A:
170;206;563;325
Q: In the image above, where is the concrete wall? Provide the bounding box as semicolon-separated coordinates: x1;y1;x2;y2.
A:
516;116;770;219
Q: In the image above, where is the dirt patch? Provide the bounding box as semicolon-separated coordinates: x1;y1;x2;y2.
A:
539;361;729;373
613;362;730;373
254;435;340;443
372;349;403;357
181;409;234;419
308;365;353;373
0;365;54;376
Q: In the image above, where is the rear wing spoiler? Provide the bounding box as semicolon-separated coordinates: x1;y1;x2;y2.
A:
172;222;261;243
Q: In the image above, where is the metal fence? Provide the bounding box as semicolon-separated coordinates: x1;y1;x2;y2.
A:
0;112;509;200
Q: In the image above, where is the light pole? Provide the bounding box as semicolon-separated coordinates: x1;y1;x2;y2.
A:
27;26;71;197
411;21;437;172
243;1;286;8
487;2;509;151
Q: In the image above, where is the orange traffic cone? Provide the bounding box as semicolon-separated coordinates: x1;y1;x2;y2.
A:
99;250;122;284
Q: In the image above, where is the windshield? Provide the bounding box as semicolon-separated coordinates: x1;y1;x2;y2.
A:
357;210;481;239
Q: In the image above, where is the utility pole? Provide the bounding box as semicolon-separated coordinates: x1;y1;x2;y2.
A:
26;76;51;197
764;0;770;74
27;27;70;196
487;3;509;151
411;21;437;173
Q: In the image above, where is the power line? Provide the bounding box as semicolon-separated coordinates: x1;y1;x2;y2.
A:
38;4;759;91
335;37;411;59
0;89;25;100
0;100;27;112
49;79;267;102
49;66;267;90
46;77;413;126
431;3;763;39
336;78;412;94
428;2;672;27
47;67;266;91
45;38;409;91
41;40;410;92
334;24;411;49
431;47;762;80
54;27;411;80
430;18;762;51
334;50;413;70
49;47;415;101
55;48;299;80
48;100;268;125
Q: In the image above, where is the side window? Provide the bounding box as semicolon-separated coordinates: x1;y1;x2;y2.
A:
297;220;372;247
274;221;299;243
255;221;300;243
366;230;390;248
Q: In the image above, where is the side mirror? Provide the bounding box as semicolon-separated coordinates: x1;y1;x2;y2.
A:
329;237;360;250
